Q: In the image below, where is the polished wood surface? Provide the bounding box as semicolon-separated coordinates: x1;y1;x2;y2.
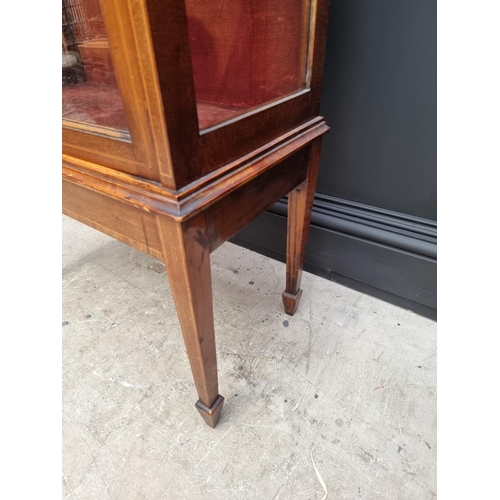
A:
62;0;330;427
158;214;223;428
283;137;323;315
62;179;164;260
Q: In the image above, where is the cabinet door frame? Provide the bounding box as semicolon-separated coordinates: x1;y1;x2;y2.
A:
145;0;330;189
63;0;329;191
62;0;173;185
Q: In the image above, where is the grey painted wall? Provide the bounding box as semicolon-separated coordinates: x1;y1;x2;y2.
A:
318;0;437;220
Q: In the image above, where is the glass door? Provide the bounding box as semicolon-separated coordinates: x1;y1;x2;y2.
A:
62;0;129;134
62;0;172;184
185;0;313;131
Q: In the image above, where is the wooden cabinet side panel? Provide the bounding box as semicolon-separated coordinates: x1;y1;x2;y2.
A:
62;180;163;259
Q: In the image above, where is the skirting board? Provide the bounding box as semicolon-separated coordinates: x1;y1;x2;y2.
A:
230;194;437;320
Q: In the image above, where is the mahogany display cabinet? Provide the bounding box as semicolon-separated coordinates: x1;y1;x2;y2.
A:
62;0;330;427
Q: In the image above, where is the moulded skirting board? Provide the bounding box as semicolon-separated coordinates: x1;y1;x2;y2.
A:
230;194;437;320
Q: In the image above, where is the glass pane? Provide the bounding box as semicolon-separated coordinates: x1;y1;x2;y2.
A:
62;0;129;132
185;0;312;130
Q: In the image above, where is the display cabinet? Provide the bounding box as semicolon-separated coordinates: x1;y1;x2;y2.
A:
62;0;330;427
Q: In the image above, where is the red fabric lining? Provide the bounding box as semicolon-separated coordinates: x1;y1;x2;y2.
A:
62;83;246;131
62;0;310;132
63;83;129;131
186;0;308;109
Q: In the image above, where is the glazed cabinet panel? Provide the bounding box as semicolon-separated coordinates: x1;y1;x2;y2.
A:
62;0;173;184
185;0;313;130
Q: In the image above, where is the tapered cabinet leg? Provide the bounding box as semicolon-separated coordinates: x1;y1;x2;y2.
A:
157;213;224;428
283;138;323;316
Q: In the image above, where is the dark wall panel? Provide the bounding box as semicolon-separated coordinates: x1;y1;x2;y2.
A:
318;0;437;220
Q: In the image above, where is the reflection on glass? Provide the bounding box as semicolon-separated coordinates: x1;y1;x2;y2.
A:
185;0;312;130
62;0;129;132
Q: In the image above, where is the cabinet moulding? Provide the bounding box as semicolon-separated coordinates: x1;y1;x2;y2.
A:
63;118;329;222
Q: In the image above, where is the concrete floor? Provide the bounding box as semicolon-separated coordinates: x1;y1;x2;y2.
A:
62;215;437;500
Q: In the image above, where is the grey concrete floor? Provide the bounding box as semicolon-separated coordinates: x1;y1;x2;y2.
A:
62;215;437;500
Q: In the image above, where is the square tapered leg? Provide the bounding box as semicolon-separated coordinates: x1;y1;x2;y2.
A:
158;213;224;427
283;138;322;316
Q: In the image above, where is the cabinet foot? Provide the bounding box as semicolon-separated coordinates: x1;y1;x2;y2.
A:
282;289;303;316
195;395;225;428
